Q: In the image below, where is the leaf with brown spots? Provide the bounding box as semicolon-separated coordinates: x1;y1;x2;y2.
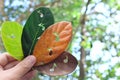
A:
33;21;72;66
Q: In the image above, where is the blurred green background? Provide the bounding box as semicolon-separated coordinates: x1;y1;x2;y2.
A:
0;0;120;80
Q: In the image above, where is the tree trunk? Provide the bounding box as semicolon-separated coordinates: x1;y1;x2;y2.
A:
79;0;91;80
79;47;86;80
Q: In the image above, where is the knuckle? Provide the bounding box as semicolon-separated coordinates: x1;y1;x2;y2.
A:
20;64;30;69
19;60;31;69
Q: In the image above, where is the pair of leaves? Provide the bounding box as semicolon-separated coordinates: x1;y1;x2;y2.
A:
33;21;78;76
1;7;78;76
22;7;54;57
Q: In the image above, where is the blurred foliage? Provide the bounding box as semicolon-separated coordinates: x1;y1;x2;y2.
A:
0;0;120;80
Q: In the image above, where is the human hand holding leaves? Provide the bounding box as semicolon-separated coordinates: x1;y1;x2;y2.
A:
1;7;78;76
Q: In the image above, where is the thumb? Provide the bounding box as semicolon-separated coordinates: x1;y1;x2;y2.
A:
10;55;36;78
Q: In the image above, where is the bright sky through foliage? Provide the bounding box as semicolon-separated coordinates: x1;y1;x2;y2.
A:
72;2;120;79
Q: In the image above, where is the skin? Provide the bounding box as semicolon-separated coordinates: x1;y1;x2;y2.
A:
0;52;36;80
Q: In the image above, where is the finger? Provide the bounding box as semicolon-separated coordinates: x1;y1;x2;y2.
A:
22;70;37;80
0;52;16;67
4;61;19;70
0;65;3;71
9;55;36;78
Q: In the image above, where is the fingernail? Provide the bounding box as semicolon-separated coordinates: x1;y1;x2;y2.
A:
25;55;36;65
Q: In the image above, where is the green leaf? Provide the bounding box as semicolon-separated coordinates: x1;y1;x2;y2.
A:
1;21;23;60
22;7;54;57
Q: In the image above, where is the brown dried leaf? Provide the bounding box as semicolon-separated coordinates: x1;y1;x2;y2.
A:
34;51;78;76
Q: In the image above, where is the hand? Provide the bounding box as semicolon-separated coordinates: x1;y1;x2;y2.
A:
0;52;36;80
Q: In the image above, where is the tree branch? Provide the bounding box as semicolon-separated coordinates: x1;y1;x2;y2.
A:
79;0;91;80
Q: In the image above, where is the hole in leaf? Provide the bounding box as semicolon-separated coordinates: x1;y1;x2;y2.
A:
8;34;15;39
40;13;44;17
63;56;69;63
38;23;45;31
37;37;40;39
37;10;40;13
48;48;53;55
37;10;44;18
53;32;60;41
49;68;54;72
49;50;53;55
49;63;57;72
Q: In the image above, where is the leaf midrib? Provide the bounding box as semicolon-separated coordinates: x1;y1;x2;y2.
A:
28;23;43;55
